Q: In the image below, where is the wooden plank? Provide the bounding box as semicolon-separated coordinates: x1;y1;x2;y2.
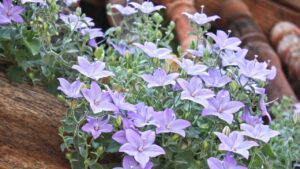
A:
273;0;300;12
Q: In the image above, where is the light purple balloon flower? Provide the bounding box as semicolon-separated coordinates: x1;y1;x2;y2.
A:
221;49;248;67
107;87;136;114
119;129;165;168
112;118;135;144
214;131;258;159
111;41;135;57
57;78;83;98
173;58;207;76
60;14;94;30
259;96;272;121
207;153;247;169
240;123;279;143
200;69;231;88
134;42;172;60
114;155;154;169
237;58;276;82
72;56;114;80
81;28;104;40
81;116;113;139
201;90;244;124
81;81;117;113
154;108;191;137
141;69;179;88
112;4;137;16
128;103;158;128
241;107;263;126
182;12;219;25
187;43;212;57
207;30;241;51
0;0;24;24
177;77;215;107
130;1;165;14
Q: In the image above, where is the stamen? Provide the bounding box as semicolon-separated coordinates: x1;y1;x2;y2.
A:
201;5;205;13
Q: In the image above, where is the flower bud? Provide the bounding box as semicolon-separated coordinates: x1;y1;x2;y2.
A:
229;80;239;92
116;116;122;127
169;21;176;30
153;58;158;65
57;94;66;103
172;134;179;141
127;69;133;77
156;31;162;40
28;72;35;80
184;112;191;119
196;160;202;167
84;159;91;166
66;153;72;160
202;140;209;150
125;51;131;60
115;26;122;36
222;126;231;136
97;146;104;155
152;12;163;24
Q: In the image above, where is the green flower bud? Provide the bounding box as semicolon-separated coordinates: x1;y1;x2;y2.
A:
152;12;163;24
97;146;104;155
125;51;131;60
153;58;158;65
202;140;209;150
28;72;35;80
169;21;176;30
172;134;179;141
196;160;202;167
222;126;231;136
57;94;65;102
66;153;72;160
116;116;122;127
184;112;191;119
84;159;91;166
229;80;239;92
127;69;133;77
293;112;300;123
115;26;122;36
156;31;162;40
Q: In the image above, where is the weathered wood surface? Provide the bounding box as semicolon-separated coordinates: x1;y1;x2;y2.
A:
273;0;300;12
0;73;69;169
195;0;300;36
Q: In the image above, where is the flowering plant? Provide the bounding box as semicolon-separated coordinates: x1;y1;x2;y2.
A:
0;0;291;169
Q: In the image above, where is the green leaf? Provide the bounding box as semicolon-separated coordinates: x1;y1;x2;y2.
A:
23;37;41;56
5;65;26;83
0;27;12;40
262;144;276;159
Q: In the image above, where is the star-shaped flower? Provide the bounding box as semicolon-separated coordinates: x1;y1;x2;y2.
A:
207;153;247;169
119;130;165;168
201;90;244;124
112;4;137;16
187;43;212;57
59;14;94;30
200;69;231;88
241;107;263;126
173;58;207;76
207;30;241;51
183;12;220;25
154;108;191;137
81;81;117;113
0;0;24;24
130;1;165;14
141;69;179;88
221;49;248;67
134;42;172;59
177;77;215;107
81;116;113;139
128;103;158;128
113;155;154;169
240;123;279;143
215;131;258;159
72;57;114;80
57;78;83;98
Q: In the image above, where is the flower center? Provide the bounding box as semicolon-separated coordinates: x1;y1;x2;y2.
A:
138;146;144;152
94;99;100;106
94;126;100;131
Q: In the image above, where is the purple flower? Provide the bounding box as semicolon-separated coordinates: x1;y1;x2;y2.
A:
187;43;212;57
59;14;94;30
82;116;113;139
235;75;266;95
207;153;247;169
119;129;165;168
200;69;231;88
177;77;215;107
240;123;279;143
237;58;276;81
72;57;114;80
294;103;300;114
221;49;248;67
215;131;258;159
112;4;137;16
130;1;165;14
81;81;117;113
112;118;135;144
128;103;157;128
134;42;172;59
201;90;244;124
111;41;135;57
81;28;104;40
21;0;46;4
241;107;263;126
141;69;179;88
182;12;219;25
259;96;272;121
207;30;241;51
114;155;153;169
57;78;83;98
0;0;24;25
107;88;136;113
63;0;79;6
173;58;207;76
154;108;191;137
